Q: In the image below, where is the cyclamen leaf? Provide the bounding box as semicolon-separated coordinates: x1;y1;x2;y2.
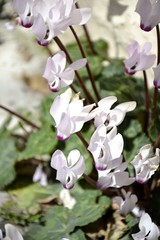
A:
18;127;57;160
0;136;17;189
24;189;111;240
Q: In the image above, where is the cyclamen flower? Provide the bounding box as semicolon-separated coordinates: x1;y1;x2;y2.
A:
50;88;95;140
88;125;124;170
135;0;160;32
97;155;135;189
0;223;23;240
113;189;138;216
32;0;91;46
92;96;136;129
51;149;85;189
124;41;156;75
32;164;48;186
132;212;160;240
43;51;87;92
131;144;159;183
153;63;160;88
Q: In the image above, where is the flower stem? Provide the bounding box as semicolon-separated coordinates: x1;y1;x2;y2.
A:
54;36;94;103
0;104;40;129
143;70;149;132
75;2;95;55
70;26;100;101
150;25;160;122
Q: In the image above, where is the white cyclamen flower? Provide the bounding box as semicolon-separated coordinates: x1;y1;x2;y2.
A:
88;125;124;170
131;144;159;183
92;96;136;129
135;0;160;32
0;223;23;240
32;0;91;46
50;88;95;140
113;189;138;216
124;41;156;75
97;155;135;189
153;63;160;88
43;51;87;92
132;212;160;240
51;149;85;189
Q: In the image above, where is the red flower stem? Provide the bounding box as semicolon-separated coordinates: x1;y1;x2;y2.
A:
0;105;40;129
142;70;150;132
54;36;94;104
75;2;95;55
156;25;160;65
70;26;100;102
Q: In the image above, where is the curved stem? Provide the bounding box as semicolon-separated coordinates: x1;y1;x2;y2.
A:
0;105;40;129
70;26;100;101
54;36;94;104
75;2;95;55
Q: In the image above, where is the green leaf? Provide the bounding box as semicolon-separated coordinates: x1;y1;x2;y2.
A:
0;135;17;189
69;229;86;240
24;189;111;240
18;126;57;160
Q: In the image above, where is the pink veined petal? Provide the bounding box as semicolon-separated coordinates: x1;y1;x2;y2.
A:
50;88;72;125
98;96;117;112
70;8;91;25
136;54;156;71
69;58;87;70
51;149;67;170
5;224;23;240
52;51;66;73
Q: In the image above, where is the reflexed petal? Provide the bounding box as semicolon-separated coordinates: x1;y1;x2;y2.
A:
52;51;66;72
70;58;87;70
70;8;91;25
33;164;43;182
51;150;67;170
98;96;117;112
50;88;72;125
115;101;137;112
57;112;73;140
108;133;124;159
67;149;81;166
32;14;46;40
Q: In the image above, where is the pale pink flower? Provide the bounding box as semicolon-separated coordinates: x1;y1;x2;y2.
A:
135;0;160;32
50;88;95;140
131;144;159;183
124;41;156;75
132;212;160;240
88;125;124;170
97;155;135;189
153;63;160;88
92;96;136;129
51;149;85;189
113;189;138;216
43;51;87;92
